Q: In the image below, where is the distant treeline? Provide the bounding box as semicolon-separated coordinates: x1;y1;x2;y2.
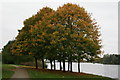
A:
94;54;120;65
102;54;120;65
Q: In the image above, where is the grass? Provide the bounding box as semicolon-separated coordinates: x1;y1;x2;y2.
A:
1;64;115;80
2;64;16;78
27;69;114;80
2;64;35;79
0;62;2;79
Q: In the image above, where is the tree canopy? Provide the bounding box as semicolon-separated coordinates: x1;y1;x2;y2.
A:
11;3;102;71
2;40;33;64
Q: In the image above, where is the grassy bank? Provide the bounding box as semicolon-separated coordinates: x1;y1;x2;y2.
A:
2;64;115;80
2;64;16;78
27;69;114;80
0;62;2;79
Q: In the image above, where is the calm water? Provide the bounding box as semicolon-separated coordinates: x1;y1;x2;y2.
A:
46;62;119;79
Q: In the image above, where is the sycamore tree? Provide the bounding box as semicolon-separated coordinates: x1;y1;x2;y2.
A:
52;3;101;72
12;7;54;69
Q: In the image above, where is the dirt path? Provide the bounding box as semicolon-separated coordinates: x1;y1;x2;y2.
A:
10;65;29;80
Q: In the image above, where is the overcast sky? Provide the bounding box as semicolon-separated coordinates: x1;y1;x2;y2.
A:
0;0;119;54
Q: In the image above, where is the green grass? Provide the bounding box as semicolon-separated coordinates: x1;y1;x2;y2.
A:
27;69;114;80
2;64;16;78
1;64;115;80
0;62;2;79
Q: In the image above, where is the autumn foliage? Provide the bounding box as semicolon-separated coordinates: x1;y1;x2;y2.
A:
11;3;101;72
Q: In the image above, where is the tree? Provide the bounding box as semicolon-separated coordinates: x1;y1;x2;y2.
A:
52;3;101;72
12;7;54;69
2;40;15;64
2;40;33;64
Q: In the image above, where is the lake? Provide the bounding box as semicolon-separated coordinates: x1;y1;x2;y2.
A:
46;62;119;79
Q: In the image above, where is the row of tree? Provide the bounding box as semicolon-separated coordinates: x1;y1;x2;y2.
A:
11;3;101;72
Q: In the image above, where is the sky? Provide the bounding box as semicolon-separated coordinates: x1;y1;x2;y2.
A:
0;0;119;54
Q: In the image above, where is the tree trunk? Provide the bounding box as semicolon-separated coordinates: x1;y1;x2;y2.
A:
50;59;52;70
60;61;62;71
42;59;44;69
70;61;72;72
34;57;38;69
54;59;56;70
63;60;65;72
68;61;69;71
78;59;80;73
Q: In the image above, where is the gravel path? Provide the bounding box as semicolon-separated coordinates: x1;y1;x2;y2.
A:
10;65;29;80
